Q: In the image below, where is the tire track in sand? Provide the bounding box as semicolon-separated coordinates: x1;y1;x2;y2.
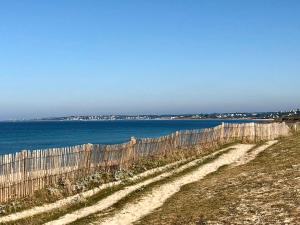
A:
45;143;255;225
92;141;276;225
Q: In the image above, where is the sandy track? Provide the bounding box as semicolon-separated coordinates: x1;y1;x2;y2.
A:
232;140;278;167
92;141;276;225
0;151;202;223
43;145;239;225
0;141;275;225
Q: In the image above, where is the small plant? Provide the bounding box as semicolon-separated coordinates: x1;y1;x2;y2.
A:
0;205;6;214
46;187;63;198
0;200;23;215
8;201;22;212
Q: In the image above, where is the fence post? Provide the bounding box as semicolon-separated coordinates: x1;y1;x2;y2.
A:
174;131;179;148
127;137;137;168
220;122;225;144
85;144;93;174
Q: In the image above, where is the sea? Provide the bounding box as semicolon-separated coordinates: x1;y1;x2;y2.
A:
0;120;256;154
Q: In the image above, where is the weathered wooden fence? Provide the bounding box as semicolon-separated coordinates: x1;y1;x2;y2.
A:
290;122;300;131
0;122;290;202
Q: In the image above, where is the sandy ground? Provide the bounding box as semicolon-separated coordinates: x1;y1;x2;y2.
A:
232;140;278;167
43;145;237;225
132;136;297;225
0;152;198;223
0;141;277;225
91;141;276;225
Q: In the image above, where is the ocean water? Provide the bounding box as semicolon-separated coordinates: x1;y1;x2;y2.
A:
0;120;255;154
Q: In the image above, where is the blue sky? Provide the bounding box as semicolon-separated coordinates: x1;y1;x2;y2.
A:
0;0;300;120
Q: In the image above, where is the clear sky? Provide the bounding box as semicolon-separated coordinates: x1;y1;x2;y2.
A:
0;0;300;120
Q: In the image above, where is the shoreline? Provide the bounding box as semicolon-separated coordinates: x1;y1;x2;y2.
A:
0;118;274;122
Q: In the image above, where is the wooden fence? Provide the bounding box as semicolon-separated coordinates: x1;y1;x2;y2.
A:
0;122;290;203
290;122;300;131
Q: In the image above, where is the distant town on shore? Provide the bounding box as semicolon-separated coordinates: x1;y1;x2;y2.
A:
26;109;300;122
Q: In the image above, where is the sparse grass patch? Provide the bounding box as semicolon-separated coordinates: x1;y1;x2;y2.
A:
2;143;239;225
135;133;300;225
71;146;236;225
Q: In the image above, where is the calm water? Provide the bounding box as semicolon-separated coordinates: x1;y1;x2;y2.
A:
0;120;255;154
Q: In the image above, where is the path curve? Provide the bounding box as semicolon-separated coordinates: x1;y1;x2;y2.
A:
44;145;241;225
95;141;276;225
0;151;200;223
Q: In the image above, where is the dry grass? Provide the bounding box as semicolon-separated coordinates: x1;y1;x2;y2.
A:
0;147;200;215
136;133;300;225
1;143;233;225
71;146;236;225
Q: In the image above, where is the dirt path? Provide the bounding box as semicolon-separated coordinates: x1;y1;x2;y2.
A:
232;140;278;167
43;144;243;225
0;151;200;223
91;141;276;225
0;141;276;225
132;135;298;225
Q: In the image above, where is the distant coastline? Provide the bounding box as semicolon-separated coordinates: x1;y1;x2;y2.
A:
2;118;275;122
2;109;299;122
